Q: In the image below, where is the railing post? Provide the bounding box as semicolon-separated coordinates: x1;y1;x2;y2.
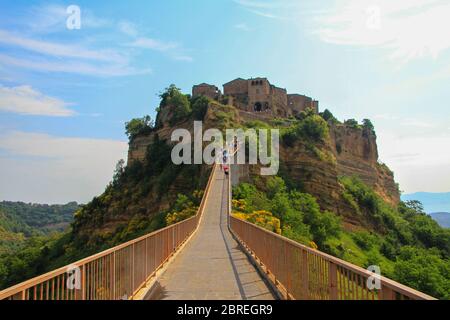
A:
132;243;135;293
112;251;116;299
145;238;148;277
81;264;86;300
301;250;309;300
381;285;395;300
329;262;338;300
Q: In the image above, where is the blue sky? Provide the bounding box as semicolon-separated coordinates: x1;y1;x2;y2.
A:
1;0;450;203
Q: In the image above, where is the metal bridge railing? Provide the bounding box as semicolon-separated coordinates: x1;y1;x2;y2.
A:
0;164;217;301
229;215;436;300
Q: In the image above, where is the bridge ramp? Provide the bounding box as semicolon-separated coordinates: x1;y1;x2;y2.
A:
148;167;275;300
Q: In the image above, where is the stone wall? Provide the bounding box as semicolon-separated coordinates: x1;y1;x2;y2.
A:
287;94;319;115
192;83;221;100
222;77;319;117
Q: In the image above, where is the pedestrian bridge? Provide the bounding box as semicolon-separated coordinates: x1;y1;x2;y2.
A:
0;164;435;300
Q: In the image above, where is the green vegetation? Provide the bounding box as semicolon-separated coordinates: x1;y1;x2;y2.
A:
125;115;154;142
0;201;78;256
0;202;79;289
233;175;450;299
0;201;77;236
344;118;361;129
233;177;341;247
362;118;376;136
191;96;210;120
282;109;329;147
0;119;211;290
320;109;339;124
160;84;192;125
166;191;203;225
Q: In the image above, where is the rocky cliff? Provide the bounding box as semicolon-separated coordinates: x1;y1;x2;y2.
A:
126;100;399;232
330;124;399;206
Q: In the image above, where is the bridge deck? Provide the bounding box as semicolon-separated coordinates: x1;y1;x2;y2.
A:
148;167;275;300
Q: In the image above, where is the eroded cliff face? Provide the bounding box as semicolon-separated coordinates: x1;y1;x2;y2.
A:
126;102;399;232
227;114;399;230
329;124;399;206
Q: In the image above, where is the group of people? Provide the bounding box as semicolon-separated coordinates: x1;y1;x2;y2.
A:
219;137;239;177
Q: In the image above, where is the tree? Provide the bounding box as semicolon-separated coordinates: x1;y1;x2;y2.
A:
191;96;209;120
159;84;191;124
321;109;338;123
298;114;329;141
393;247;450;299
344;118;360;128
362;119;376;136
125;115;154;141
112;159;125;185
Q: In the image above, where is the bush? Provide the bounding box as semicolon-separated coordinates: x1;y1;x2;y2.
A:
125;115;154;141
191;96;209;120
282;111;329;145
393;247;450;299
351;231;379;250
344;118;360;129
320;109;338;124
234;178;341;248
165;194;198;226
298;114;329;141
362;119;376;136
233;210;281;234
159;84;191;125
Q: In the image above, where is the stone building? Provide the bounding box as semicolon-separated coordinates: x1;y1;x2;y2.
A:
193;77;318;118
192;83;222;100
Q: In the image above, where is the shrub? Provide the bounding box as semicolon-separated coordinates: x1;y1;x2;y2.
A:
281;111;329;145
362;119;376;136
393;247;450;299
320;109;338;124
159;84;191;125
233;210;281;234
125;115;154;142
344;118;360;129
191;96;209;120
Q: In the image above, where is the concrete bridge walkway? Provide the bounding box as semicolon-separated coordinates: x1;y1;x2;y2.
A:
148;167;275;300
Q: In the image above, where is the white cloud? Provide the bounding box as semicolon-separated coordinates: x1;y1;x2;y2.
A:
118;20;138;37
234;23;251;31
0;53;151;77
0;85;75;116
0;29;126;63
400;118;435;128
118;20;194;61
0;29;152;77
313;0;450;62
378;131;450;192
172;55;193;62
0;131;128;204
27;4;111;33
128;37;178;51
233;0;300;19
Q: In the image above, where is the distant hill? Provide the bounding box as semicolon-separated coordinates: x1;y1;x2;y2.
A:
429;212;450;228
0;201;79;254
401;192;450;213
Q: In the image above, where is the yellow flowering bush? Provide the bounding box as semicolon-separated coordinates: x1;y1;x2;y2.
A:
233;210;281;234
232;199;247;212
166;207;198;225
309;241;318;250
